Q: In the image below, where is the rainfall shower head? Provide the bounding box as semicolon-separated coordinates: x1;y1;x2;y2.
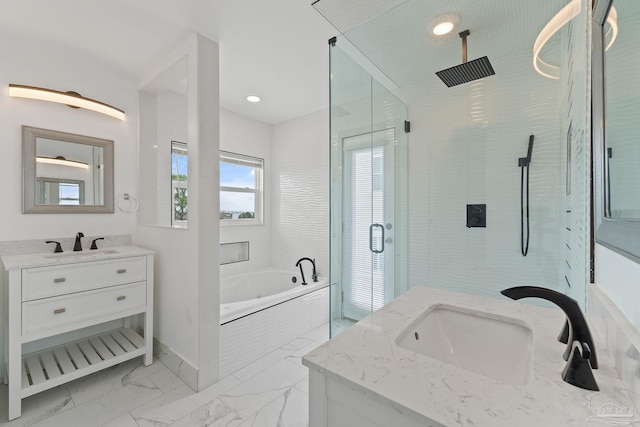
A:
435;30;495;87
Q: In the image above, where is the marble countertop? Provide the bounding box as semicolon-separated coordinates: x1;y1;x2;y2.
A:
302;286;636;426
1;245;153;270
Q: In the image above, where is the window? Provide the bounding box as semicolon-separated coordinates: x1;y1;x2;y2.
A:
171;141;188;228
220;151;263;224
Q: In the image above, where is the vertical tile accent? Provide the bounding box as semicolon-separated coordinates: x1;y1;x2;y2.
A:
561;0;590;308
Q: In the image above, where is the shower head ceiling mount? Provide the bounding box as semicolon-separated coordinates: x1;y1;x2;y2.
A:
435;29;495;87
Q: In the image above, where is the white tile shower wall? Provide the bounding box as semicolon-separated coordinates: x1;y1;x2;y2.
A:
219;287;329;377
219;109;272;276
396;47;563;297
271;109;330;277
561;0;591;308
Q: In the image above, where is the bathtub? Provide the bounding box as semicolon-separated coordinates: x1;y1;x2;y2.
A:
219;267;329;377
220;267;328;324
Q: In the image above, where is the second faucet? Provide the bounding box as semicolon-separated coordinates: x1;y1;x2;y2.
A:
295;257;317;285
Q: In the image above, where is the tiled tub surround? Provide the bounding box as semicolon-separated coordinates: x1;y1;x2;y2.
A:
220;270;329;377
303;286;636;427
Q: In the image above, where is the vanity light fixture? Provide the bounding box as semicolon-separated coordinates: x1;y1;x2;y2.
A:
8;84;125;120
430;13;459;36
534;1;617;79
246;95;261;103
36;156;89;169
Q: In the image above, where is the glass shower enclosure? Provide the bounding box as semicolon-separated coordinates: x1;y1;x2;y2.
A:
329;38;409;336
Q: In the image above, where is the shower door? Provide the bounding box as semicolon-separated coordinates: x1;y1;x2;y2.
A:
341;129;396;321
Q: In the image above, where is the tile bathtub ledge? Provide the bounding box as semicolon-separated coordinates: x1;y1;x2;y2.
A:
303;286;636;427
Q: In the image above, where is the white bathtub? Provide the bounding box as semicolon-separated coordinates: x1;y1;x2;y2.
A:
220;267;328;324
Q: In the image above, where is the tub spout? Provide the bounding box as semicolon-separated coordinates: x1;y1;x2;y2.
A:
295;257;317;285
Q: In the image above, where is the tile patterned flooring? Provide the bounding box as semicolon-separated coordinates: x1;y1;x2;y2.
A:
0;324;329;426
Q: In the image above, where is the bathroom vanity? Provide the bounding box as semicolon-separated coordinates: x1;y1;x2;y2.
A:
1;246;153;420
303;286;637;426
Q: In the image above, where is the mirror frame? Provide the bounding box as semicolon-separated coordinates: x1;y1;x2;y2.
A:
593;0;640;263
22;126;114;214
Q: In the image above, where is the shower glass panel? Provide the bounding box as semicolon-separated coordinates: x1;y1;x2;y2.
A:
330;38;408;336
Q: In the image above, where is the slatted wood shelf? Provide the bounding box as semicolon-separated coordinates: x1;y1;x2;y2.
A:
20;328;146;398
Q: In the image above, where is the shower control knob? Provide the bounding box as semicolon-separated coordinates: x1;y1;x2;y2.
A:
385;223;393;230
385;237;393;244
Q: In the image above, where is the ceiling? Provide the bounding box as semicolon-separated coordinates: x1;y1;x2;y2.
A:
1;1;568;124
1;0;337;125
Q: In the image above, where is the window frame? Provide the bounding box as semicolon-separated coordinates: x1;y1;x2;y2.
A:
220;150;264;226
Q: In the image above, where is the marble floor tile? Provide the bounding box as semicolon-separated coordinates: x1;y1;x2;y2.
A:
237;387;308;427
100;413;139;427
131;375;240;426
67;358;165;406
294;378;309;396
0;385;74;427
284;340;324;368
30;376;163;427
170;399;244;427
300;324;330;344
232;349;290;383
149;368;186;393
280;338;314;352
219;360;308;419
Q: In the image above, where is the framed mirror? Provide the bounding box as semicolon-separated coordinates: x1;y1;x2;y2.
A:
22;126;114;213
593;0;640;262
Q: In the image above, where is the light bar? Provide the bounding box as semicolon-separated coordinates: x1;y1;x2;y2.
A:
36;156;89;169
534;1;618;80
9;84;125;120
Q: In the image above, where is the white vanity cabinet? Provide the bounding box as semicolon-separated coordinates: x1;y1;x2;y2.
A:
1;246;154;420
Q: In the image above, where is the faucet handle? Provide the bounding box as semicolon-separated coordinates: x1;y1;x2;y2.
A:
561;341;599;391
46;240;63;253
558;318;570;344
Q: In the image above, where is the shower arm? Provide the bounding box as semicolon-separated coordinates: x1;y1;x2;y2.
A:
460;30;470;64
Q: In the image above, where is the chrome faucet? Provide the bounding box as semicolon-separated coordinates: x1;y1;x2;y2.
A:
501;286;599;391
73;232;84;252
295;257;317;285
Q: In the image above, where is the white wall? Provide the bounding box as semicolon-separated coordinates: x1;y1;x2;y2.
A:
271;109;330;278
219;109;273;275
396;47;564;298
595;245;640;331
136;34;220;390
0;34;138;241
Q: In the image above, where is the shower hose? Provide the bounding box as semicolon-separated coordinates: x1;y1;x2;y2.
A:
520;162;530;257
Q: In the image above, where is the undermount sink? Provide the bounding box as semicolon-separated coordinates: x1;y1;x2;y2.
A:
43;249;118;259
395;304;533;386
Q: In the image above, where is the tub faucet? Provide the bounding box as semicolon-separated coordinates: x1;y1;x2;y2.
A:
73;232;84;252
295;257;317;285
501;286;599;391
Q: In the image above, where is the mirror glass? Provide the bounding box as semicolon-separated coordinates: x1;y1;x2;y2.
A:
604;0;640;220
138;56;189;229
23;126;114;213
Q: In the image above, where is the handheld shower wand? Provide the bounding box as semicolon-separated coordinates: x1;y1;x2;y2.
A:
519;135;534;256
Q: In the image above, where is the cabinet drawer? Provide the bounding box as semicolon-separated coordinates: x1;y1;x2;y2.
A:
22;257;146;301
22;282;147;339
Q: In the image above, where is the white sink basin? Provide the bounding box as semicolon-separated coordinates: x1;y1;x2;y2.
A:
43;249;118;259
395;304;533;386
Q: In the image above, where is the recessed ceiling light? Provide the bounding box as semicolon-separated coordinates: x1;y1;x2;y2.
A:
433;22;454;36
430;13;459;37
247;95;261;103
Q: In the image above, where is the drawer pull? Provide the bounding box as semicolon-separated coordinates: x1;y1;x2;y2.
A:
117;269;127;274
53;278;66;283
117;296;126;301
54;308;66;315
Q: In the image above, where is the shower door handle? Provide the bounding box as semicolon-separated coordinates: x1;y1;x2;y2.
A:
369;223;385;254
